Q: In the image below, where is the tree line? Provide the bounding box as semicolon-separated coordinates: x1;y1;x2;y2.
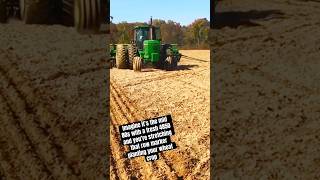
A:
110;18;210;49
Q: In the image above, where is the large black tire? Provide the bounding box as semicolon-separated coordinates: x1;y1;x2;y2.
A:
0;0;7;23
116;45;128;69
74;0;101;32
20;0;51;24
133;57;142;72
157;46;167;69
156;56;165;69
165;56;177;71
128;44;137;69
172;56;178;68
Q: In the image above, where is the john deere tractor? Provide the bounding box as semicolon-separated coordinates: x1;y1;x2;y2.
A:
110;18;181;71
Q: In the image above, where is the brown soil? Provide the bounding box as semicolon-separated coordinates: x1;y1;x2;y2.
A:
0;19;108;179
110;50;210;179
212;0;320;179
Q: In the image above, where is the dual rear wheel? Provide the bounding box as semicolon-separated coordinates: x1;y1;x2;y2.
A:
20;0;51;24
115;44;128;69
0;0;6;23
115;44;142;71
0;0;102;32
74;0;101;32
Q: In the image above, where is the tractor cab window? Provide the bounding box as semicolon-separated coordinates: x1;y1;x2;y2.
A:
155;28;161;40
135;28;149;49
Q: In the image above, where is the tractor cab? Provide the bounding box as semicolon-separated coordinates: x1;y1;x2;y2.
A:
133;25;161;50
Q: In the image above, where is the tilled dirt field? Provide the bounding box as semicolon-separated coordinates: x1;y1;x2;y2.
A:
212;0;320;179
0;20;108;179
110;50;210;179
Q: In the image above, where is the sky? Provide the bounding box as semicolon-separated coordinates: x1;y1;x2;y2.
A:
110;0;210;26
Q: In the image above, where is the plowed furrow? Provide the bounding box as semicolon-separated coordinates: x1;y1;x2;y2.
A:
112;78;210;178
271;0;320;9
224;60;320;95
111;81;179;179
0;162;6;179
109;127;130;180
0;67;78;178
0;56;83;177
42;66;105;82
214;34;268;47
110;109;143;180
0;53;78;140
0;93;52;179
185;157;210;179
109;153;120;180
176;79;209;92
0;134;21;180
110;93;155;179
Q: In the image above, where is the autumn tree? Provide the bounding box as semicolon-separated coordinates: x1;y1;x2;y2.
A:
184;18;209;49
115;22;132;44
111;18;209;49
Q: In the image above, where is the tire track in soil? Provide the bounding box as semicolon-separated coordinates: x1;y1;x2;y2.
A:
214;34;268;47
123;69;207;88
175;79;209;92
109;148;120;180
184;157;210;180
0;56;80;178
0;132;20;180
109;127;129;180
0;162;6;179
41;66;106;82
110;91;156;180
0;72;78;179
109;108;144;180
224;60;320;96
111;80;205;178
110;81;180;179
270;0;320;9
0;142;19;180
0;93;52;179
0;52;82;130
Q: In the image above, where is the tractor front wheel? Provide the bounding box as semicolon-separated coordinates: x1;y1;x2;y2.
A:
133;57;142;72
116;45;128;69
0;0;7;23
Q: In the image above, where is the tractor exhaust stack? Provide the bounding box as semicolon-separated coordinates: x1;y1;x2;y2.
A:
150;16;154;40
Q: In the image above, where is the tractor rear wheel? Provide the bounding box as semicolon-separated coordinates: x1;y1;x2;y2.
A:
173;56;178;68
74;0;101;32
0;0;7;23
165;56;175;70
116;45;128;69
128;44;137;69
133;57;142;72
20;0;51;24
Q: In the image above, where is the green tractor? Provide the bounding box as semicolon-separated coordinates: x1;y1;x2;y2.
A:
110;18;181;71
